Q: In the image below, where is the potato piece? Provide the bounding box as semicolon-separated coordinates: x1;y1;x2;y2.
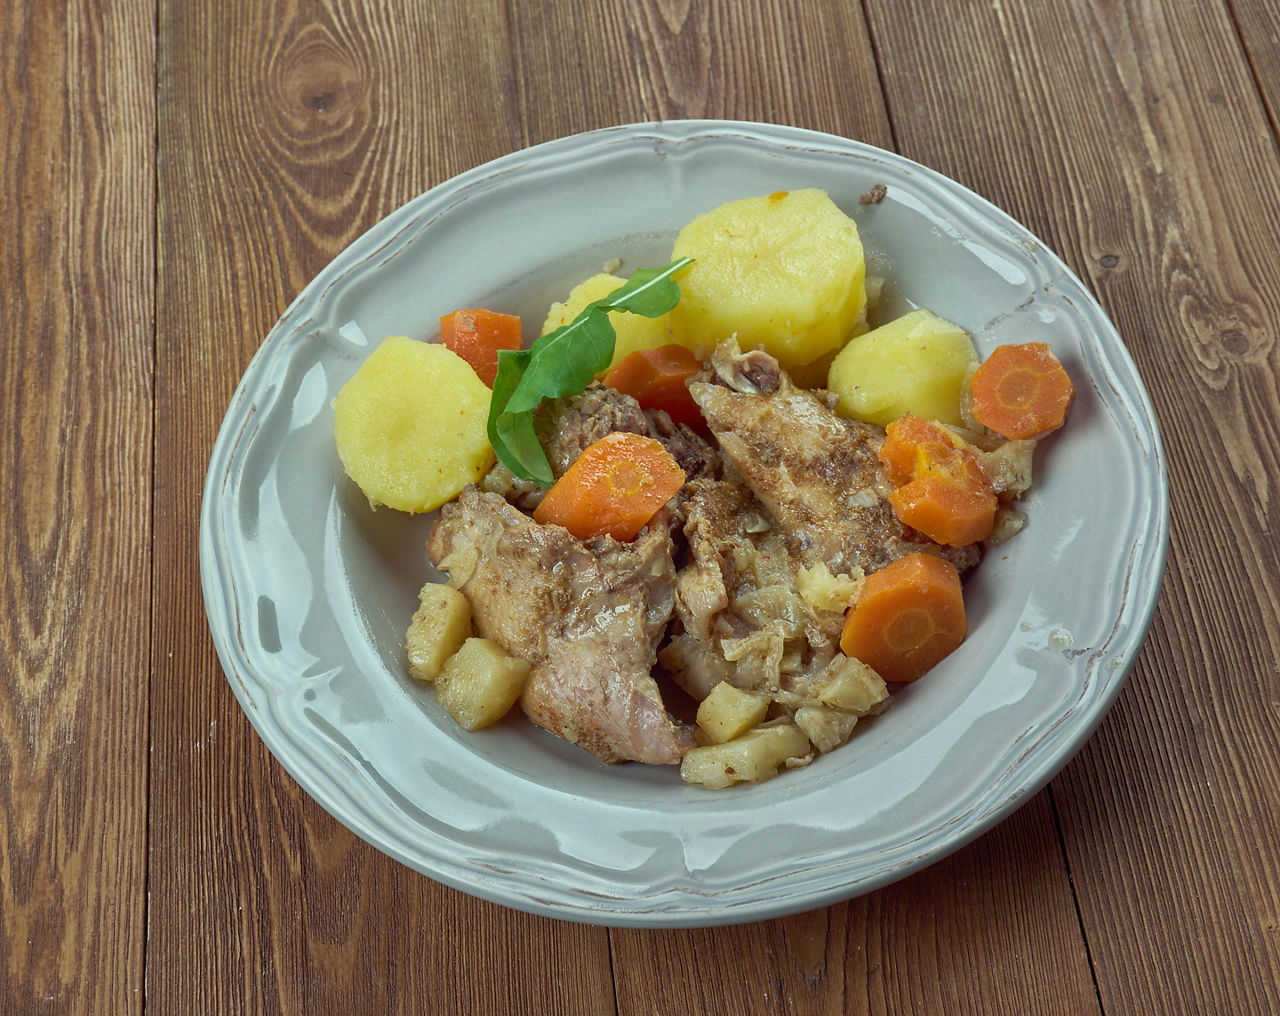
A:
405;583;472;682
794;704;860;753
816;656;890;715
435;637;531;731
541;272;673;373
333;336;494;512
668;189;866;369
680;721;812;789
696;682;770;744
827;308;978;427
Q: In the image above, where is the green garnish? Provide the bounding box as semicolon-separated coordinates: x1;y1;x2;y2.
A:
487;257;694;485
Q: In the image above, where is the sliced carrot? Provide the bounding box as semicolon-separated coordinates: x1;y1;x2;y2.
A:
879;414;997;545
440;308;523;387
603;344;706;432
889;474;997;547
969;342;1074;440
879;415;964;487
840;552;966;683
532;431;686;542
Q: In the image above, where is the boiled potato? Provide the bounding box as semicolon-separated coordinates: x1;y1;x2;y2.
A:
435;637;531;731
826;308;978;427
541;272;673;373
696;682;769;744
680;720;812;789
405;583;472;682
816;656;890;714
668;189;866;369
333;336;494;512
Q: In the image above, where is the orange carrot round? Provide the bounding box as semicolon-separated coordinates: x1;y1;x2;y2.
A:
880;414;997;545
532;431;686;542
879;415;963;486
969;342;1074;440
889;475;997;547
440;308;523;387
840;552;966;683
603;344;706;432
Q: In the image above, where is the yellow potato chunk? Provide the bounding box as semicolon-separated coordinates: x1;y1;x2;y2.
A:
680;721;812;789
826;308;978;427
816;656;890;715
405;583;472;682
333;336;494;512
435;637;531;731
668;189;866;369
696;682;770;744
541;272;673;373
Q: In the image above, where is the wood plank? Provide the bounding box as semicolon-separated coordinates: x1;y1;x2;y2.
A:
151;1;612;1012
1228;0;1280;136
0;0;153;1012
612;794;1098;1015
510;3;1098;1011
511;0;897;145
866;0;1280;1010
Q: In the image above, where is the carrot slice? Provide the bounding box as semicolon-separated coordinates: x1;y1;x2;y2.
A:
879;414;997;545
969;342;1074;440
603;344;706;432
440;308;523;387
889;474;997;547
532;431;686;542
879;415;963;487
840;552;966;683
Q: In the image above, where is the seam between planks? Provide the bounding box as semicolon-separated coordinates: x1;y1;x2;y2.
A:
1049;787;1106;1016
858;0;901;152
145;0;161;1013
1222;0;1280;157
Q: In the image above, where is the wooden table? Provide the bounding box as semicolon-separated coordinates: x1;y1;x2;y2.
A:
5;0;1280;1012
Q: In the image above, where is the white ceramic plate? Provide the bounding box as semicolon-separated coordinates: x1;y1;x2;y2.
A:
200;120;1168;927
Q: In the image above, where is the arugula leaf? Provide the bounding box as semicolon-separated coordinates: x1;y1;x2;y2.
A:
487;257;693;485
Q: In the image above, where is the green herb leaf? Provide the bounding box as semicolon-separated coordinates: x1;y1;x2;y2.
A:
486;257;693;485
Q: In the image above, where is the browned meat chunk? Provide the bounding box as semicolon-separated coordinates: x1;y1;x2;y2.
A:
689;340;979;575
659;476;845;701
427;487;693;765
482;384;720;512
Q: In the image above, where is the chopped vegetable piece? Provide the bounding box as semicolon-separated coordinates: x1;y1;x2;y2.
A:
879;414;998;545
889;475;997;547
532;431;686;541
969;342;1075;440
603;344;706;431
879;414;966;487
840;552;965;683
440;308;523;387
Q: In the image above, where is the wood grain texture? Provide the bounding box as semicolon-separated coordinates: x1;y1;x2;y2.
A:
1228;0;1280;138
4;0;1273;1011
0;0;153;1012
612;795;1098;1016
510;0;895;146
866;0;1280;1011
150;1;610;1013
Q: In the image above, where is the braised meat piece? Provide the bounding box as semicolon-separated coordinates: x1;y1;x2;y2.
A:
659;475;846;702
482;383;720;512
427;486;692;765
689;340;980;575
